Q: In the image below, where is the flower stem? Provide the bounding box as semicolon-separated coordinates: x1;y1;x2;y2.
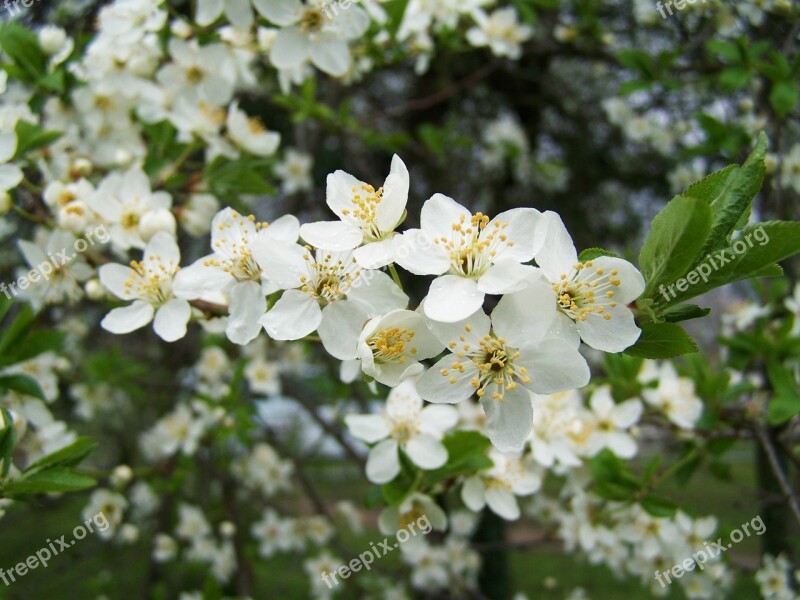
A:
389;263;404;291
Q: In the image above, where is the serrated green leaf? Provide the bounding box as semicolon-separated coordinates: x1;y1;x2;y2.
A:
624;322;698;359
661;221;800;307
698;133;767;258
639;195;712;298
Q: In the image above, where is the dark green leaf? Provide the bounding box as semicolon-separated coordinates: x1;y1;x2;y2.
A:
661;304;711;323
624;322;698;359
24;437;97;475
2;467;96;496
0;374;46;401
641;495;677;518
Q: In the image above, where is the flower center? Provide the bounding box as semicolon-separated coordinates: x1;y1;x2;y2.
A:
368;327;416;364
299;251;360;304
300;8;325;32
125;258;178;305
207;211;269;282
121;211;140;229
340;183;386;242
186;66;206;83
390;419;418;444
553;260;620;322
433;212;511;278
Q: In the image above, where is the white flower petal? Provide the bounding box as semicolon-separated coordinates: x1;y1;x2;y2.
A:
366;438;400;484
252;0;302;25
417;355;479;404
420;194;471;239
224;0;253;28
477;261;539;295
101;300;155;334
424;275;484;323
535;211;578;281
347;270;408;315
299;221;362;251
269;28;310;70
485;487;520;520
375;154;409;232
345;414;389;443
480;386;533;453
516;338;590;394
353;238;396;269
461;476;486;512
253;241;309;290
173;257;233;299
226;281;266;345
309;37;351;76
318;301;367;360
260;289;322;340
484;208;542;263
393;229;449;276
404;434;447;470
491;279;556;347
577;304;641;352
153;298;191;342
99;264;137;300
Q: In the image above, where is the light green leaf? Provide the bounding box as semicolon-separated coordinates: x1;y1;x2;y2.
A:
639;195;712;298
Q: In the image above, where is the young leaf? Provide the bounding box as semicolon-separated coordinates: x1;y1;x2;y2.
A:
639;195;712;298
623;322;698;359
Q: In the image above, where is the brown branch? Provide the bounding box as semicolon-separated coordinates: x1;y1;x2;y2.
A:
753;423;800;527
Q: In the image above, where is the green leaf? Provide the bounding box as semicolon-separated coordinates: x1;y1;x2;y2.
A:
364;485;384;509
641;495;677;518
578;248;620;262
719;67;751;92
24;437;97;475
0;303;36;356
624;322;698;359
706;39;742;63
383;0;411;38
697;133;767;258
2;467;96;496
770;81;799;117
0;408;17;478
662;221;800;307
13;120;63;158
615;49;655;79
587;450;641;501
767;396;800;425
0;329;65;367
639;195;712;298
660;304;711;323
422;431;493;484
0;374;46;401
0;24;46;81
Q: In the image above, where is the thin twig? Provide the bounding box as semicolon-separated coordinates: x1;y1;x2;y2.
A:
753;423;800;527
